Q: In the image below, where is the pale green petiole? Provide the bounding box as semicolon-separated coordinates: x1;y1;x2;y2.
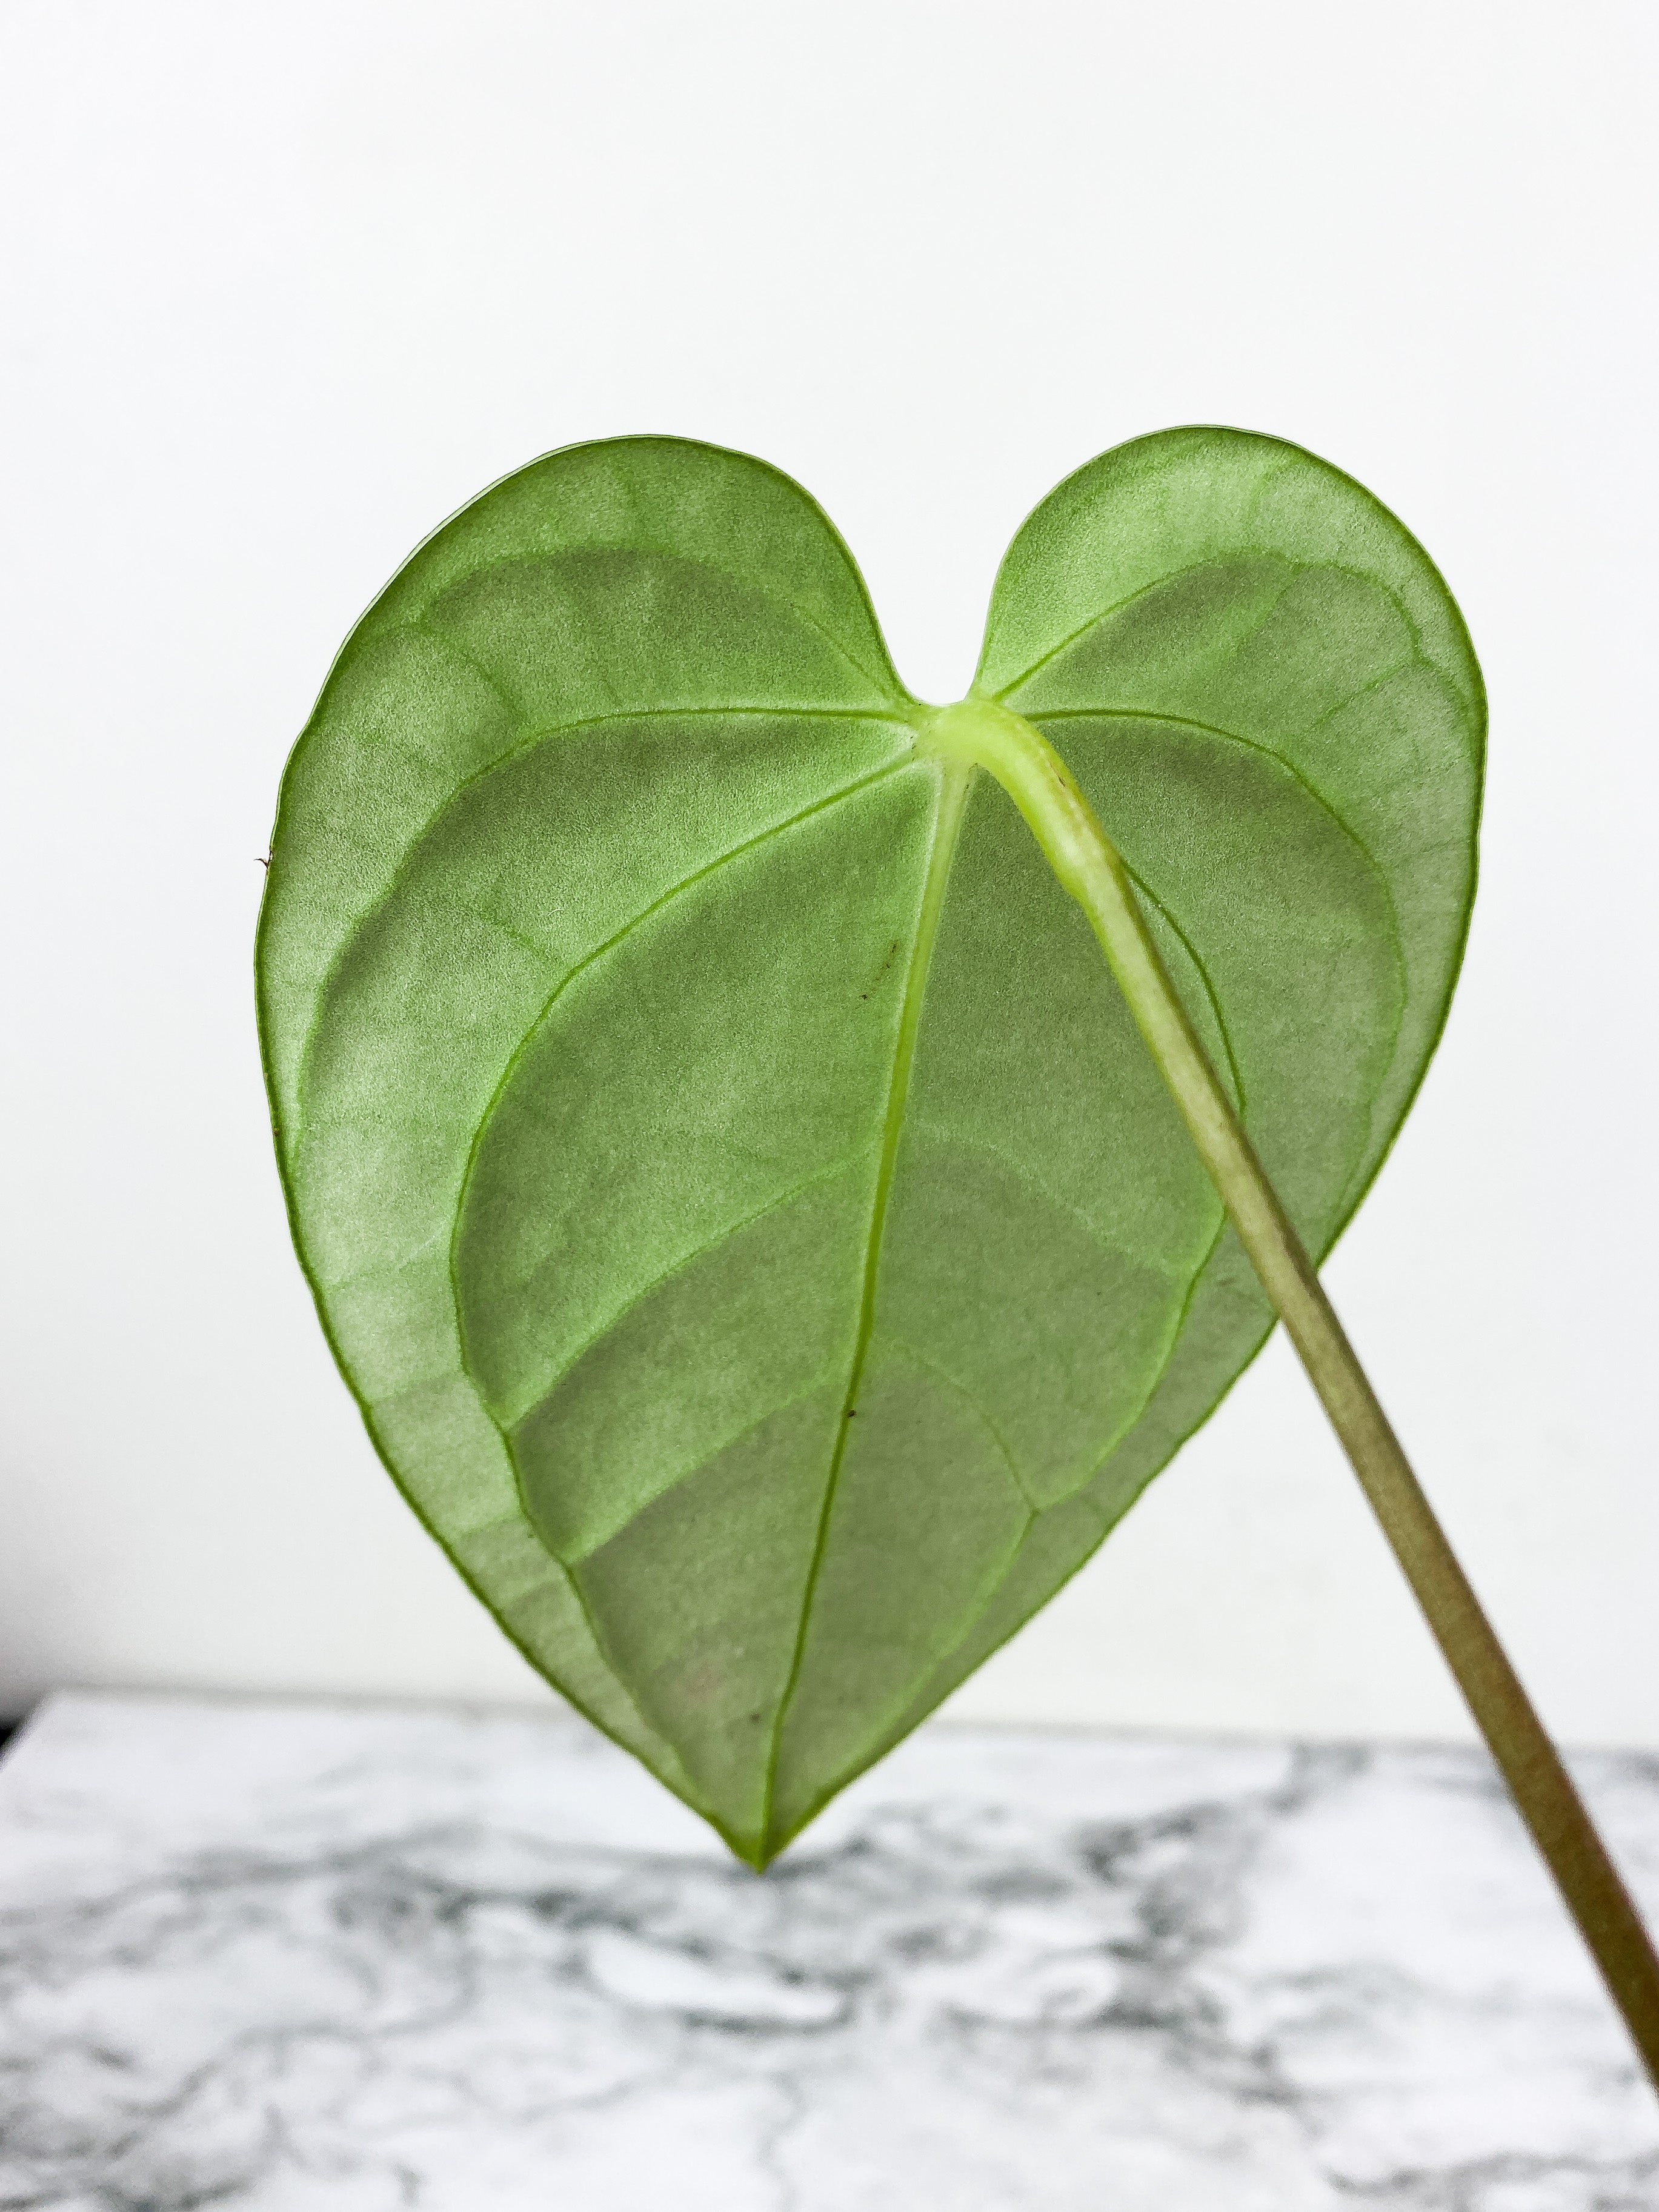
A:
919;691;1659;2094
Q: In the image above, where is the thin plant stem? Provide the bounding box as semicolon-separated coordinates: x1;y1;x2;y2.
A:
920;693;1659;2093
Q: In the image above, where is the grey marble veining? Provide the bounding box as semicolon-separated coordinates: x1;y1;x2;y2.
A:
1;1695;1655;2209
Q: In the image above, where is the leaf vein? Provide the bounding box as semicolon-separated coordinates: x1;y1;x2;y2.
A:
413;543;906;706
1120;862;1248;1115
989;557;1300;702
1032;703;1411;1043
290;702;912;1145
881;1338;1037;1510
565;1375;848;1569
908;1119;1209;1280
500;1148;877;1435
450;760;914;1414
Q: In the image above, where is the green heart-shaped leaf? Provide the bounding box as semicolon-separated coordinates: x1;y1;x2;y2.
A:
259;431;1482;1862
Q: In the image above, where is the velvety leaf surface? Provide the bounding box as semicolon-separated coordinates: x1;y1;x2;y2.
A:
259;431;1482;1862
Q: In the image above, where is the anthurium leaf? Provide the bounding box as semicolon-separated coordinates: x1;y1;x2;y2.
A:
258;430;1482;1865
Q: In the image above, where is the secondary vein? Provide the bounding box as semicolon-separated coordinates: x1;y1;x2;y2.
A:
450;756;914;1417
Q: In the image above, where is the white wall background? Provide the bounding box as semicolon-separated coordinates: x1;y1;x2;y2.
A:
2;0;1655;1747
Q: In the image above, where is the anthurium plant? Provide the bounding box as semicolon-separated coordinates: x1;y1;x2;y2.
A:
258;429;1658;2085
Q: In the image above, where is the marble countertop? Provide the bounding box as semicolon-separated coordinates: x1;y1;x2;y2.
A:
1;1693;1655;2210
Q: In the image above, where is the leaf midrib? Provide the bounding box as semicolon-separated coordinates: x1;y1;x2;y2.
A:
757;755;976;1852
745;682;1419;1767
508;859;1245;1562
